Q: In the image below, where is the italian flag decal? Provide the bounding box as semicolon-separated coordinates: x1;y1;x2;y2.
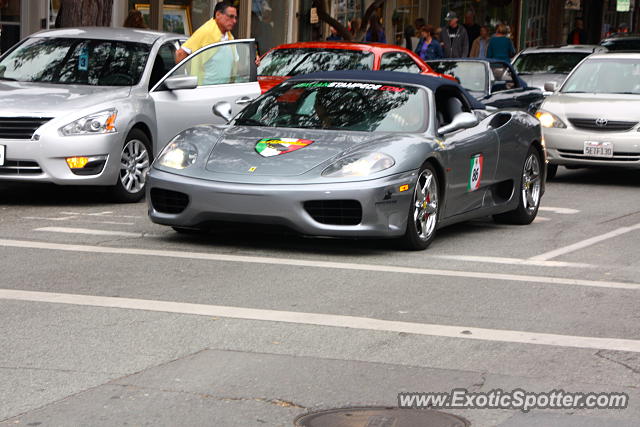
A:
255;138;314;157
467;154;484;191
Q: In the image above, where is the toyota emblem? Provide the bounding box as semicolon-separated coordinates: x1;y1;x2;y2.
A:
595;118;608;127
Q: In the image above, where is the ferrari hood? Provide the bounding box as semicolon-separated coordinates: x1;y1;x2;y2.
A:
206;126;389;176
0;81;131;117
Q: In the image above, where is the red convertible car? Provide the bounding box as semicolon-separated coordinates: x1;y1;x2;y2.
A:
257;41;455;92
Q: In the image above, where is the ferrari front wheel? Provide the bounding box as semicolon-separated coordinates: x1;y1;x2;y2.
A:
401;163;439;250
494;145;542;225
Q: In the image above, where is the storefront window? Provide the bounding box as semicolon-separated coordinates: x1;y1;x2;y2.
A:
0;0;20;54
603;0;633;37
393;0;419;46
441;0;513;32
252;0;289;54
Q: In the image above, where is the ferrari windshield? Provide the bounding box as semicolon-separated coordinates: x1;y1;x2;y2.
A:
427;61;486;94
0;37;150;86
257;48;375;76
235;81;427;132
513;52;589;74
561;58;640;94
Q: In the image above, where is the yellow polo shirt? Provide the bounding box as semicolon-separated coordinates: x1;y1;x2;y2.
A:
182;18;234;54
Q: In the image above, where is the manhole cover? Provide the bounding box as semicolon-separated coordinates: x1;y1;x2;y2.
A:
294;407;470;427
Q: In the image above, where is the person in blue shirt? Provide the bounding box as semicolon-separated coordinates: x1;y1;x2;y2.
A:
486;24;515;62
364;14;386;43
415;25;443;61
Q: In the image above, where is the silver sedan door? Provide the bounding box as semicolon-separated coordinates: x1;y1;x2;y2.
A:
150;39;260;151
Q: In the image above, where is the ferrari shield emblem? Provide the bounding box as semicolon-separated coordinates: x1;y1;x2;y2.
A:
467;154;483;192
255;138;314;157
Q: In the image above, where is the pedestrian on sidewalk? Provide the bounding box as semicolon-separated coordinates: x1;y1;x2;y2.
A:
415;25;443;61
441;11;469;58
487;24;515;62
175;0;237;64
470;25;490;58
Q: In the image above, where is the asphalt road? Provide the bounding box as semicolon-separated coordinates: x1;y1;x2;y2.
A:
0;165;639;426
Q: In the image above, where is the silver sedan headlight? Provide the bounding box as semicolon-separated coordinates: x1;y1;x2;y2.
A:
60;108;118;136
156;141;198;170
322;152;395;178
535;110;566;129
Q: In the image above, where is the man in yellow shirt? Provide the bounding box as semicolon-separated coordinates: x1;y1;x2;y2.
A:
175;1;238;63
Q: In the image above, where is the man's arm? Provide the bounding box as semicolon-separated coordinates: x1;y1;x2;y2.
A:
175;48;189;64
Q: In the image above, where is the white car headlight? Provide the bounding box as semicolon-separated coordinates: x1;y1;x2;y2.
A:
322;152;395;178
156;141;198;170
60;108;118;136
535;110;566;129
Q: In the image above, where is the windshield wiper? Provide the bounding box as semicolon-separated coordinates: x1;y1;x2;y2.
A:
0;76;17;81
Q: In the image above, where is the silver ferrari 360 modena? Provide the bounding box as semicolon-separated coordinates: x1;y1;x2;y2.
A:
0;28;260;201
148;71;544;249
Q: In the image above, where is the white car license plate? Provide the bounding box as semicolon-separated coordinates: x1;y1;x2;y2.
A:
0;145;5;166
583;141;613;158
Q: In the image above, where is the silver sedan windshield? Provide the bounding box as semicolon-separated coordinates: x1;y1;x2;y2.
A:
562;58;640;94
235;81;427;132
0;37;150;86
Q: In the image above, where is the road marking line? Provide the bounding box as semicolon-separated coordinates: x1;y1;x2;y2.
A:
530;222;640;261
0;238;637;291
533;216;550;222
430;255;592;268
60;211;142;219
538;207;580;214
34;227;141;238
1;288;639;353
23;216;77;221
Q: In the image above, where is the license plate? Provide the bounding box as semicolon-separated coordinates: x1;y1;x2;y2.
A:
0;145;4;166
583;141;613;158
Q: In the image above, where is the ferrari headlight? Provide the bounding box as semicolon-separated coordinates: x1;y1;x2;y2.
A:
322;152;395;178
535;110;566;128
60;108;117;136
157;141;198;170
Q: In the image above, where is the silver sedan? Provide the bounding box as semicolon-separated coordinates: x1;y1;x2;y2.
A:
0;28;260;201
537;52;640;179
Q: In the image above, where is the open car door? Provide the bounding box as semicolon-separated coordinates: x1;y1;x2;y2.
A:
150;39;260;152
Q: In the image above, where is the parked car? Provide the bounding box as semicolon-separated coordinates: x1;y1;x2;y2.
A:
512;44;607;95
427;59;544;112
536;52;640;179
0;28;260;201
257;41;455;93
147;71;544;250
600;33;640;51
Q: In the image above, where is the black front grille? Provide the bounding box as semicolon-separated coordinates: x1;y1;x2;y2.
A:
150;188;189;214
0;160;42;175
304;200;362;225
0;117;51;139
568;118;637;131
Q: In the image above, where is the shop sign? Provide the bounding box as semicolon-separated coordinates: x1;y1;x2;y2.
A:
617;0;631;12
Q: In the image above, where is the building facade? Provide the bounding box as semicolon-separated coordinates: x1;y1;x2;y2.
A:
2;0;639;55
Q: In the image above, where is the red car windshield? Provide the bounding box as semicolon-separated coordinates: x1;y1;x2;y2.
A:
258;48;375;77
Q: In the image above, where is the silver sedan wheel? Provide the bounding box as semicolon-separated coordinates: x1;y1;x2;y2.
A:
119;139;150;194
521;151;541;213
413;168;438;241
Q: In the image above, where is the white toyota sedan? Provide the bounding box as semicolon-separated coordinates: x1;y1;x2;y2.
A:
536;52;640;178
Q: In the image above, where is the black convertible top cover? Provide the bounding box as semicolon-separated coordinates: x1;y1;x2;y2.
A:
289;70;486;110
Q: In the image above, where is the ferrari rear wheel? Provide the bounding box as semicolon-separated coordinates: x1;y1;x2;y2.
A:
401;163;439;250
546;163;558;180
494;145;542;225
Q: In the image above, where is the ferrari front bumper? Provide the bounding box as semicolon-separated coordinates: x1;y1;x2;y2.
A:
147;169;419;238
